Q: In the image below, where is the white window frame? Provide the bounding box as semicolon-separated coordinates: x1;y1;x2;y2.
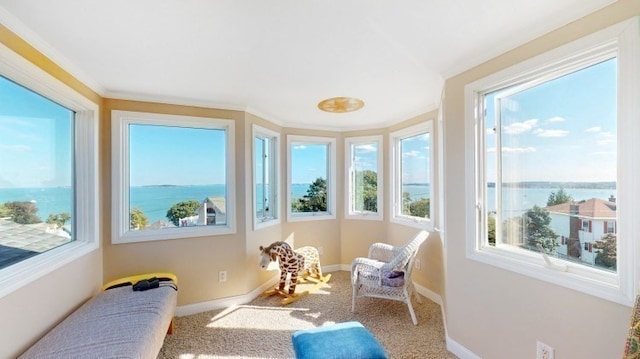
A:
252;125;280;230
464;18;640;307
345;135;383;220
287;135;336;222
390;122;434;230
0;43;99;299
111;110;236;243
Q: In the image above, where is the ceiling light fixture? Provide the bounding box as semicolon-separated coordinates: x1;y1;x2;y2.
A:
317;97;364;113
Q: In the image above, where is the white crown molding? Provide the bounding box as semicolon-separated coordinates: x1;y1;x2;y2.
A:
0;5;106;96
105;90;247;112
441;0;618;79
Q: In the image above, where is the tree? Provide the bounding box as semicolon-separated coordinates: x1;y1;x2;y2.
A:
166;200;200;226
293;177;327;212
594;233;616;269
402;192;412;214
408;198;430;218
547;187;573;206
0;203;10;219
488;214;496;246
46;212;71;228
4;201;41;224
522;205;558;253
130;207;149;230
355;170;377;212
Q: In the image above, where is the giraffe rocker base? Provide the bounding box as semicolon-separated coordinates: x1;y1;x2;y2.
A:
259;241;331;305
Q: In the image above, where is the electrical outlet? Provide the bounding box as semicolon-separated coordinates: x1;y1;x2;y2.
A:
218;270;227;282
415;259;421;270
536;341;554;359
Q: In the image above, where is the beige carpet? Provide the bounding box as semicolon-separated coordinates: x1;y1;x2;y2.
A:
158;271;456;359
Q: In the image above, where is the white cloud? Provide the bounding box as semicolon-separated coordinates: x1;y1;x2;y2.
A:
596;131;615;146
585;126;601;133
293;145;307;150
356;144;376;153
503;119;538;134
546;116;566;123
0;144;31;152
533;129;569;137
402;150;420;157
502;147;536;153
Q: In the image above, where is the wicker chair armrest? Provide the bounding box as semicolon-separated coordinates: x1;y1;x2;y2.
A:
368;243;402;262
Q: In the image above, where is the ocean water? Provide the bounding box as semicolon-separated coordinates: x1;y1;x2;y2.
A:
0;184;616;224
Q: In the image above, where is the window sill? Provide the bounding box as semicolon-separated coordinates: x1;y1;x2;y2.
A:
467;244;632;307
390;216;432;230
287;212;336;223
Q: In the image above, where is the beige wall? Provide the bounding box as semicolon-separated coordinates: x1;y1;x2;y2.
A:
443;2;638;358
0;24;104;358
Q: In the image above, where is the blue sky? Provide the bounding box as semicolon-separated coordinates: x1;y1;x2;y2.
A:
485;57;617;183
0;56;617;189
0;75;72;188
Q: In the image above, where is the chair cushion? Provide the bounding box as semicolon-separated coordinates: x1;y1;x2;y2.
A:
292;321;387;359
382;270;405;287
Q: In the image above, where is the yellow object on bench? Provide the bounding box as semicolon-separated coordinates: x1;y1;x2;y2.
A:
102;272;178;291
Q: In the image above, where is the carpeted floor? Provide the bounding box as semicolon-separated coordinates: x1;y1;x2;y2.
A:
158;271;457;359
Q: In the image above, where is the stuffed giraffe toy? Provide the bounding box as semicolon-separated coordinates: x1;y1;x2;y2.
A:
259;241;330;304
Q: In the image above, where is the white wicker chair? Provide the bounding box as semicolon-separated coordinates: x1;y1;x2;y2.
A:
350;230;429;325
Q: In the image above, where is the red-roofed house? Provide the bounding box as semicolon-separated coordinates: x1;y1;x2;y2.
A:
546;196;617;265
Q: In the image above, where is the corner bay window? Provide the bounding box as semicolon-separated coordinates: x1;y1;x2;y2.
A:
465;19;640;306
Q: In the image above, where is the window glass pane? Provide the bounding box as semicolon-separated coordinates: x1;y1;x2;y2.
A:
485;58;617;272
128;124;227;229
255;137;266;218
0;75;74;270
352;142;378;213
291;143;328;213
400;132;431;219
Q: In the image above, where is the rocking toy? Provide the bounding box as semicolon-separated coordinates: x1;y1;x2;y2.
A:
259;241;331;305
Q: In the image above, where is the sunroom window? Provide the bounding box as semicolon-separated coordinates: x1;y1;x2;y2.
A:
253;125;280;229
111;111;235;243
465;18;640;306
345;136;383;220
287;135;336;221
0;45;99;298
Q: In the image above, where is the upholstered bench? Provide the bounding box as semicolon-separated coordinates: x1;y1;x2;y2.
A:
292;321;387;359
19;273;178;359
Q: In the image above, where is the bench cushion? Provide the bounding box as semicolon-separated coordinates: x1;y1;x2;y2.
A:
19;283;177;359
292;321;387;359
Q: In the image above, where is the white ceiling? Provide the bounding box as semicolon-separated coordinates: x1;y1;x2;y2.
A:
0;0;615;130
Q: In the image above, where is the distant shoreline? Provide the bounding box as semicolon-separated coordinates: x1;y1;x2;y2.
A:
487;181;616;189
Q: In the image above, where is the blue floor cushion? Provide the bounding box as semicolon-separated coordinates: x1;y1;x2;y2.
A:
292;321;388;359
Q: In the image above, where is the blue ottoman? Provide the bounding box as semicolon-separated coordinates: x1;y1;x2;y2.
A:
291;321;388;359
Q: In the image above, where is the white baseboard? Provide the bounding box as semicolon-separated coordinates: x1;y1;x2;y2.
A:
446;337;483;359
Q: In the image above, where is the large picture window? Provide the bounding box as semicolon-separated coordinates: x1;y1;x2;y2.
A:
390;122;434;229
0;46;99;298
465;19;640;306
287;135;336;221
253;125;280;229
345;136;382;220
112;111;235;243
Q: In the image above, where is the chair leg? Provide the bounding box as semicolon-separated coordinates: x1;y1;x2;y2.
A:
405;287;418;325
351;285;357;313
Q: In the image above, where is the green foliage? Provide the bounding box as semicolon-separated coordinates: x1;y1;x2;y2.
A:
408;198;430;218
547;187;573;206
488;214;496;246
292;177;327;212
0;203;10;219
166;200;200;226
594;233;617;269
522;205;558;253
4;201;42;224
46;212;71;228
354;170;377;212
130;207;149;230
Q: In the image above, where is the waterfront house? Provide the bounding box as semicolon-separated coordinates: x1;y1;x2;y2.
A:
547;197;617;265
